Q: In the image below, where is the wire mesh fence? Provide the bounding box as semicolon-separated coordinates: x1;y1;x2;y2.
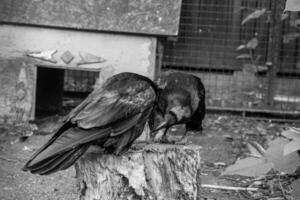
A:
63;70;99;109
62;0;300;115
64;70;99;93
160;0;300;115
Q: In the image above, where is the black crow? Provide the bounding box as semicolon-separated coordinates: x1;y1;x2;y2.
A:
23;72;157;175
149;71;205;143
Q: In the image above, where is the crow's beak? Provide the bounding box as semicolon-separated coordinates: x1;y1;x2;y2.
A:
150;121;168;133
150;113;176;133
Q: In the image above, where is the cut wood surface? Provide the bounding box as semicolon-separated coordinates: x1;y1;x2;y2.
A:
75;143;202;200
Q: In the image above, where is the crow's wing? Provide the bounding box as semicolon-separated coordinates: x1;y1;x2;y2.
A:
24;73;157;173
26;85;155;167
67;83;154;129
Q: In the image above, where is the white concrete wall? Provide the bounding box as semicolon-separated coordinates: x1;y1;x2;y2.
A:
0;24;157;77
0;24;157;122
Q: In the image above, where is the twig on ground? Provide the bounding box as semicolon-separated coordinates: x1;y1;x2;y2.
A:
267;198;285;200
201;184;258;191
0;155;18;163
277;174;292;200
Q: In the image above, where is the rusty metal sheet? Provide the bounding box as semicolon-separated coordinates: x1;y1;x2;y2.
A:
0;0;182;35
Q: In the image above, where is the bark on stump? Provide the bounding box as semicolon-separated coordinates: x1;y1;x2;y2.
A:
75;144;202;200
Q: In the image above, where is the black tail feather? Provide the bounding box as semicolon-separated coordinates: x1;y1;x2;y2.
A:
30;148;77;175
24;122;72;169
59;145;89;171
24;152;62;173
23;145;89;175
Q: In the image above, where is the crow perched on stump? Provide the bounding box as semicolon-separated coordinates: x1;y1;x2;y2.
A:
149;71;206;143
23;72;158;175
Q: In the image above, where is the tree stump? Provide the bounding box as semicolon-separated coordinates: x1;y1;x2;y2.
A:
75;144;202;200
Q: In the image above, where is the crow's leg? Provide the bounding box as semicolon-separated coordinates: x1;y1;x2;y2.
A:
153;127;174;143
161;127;170;143
153;128;165;141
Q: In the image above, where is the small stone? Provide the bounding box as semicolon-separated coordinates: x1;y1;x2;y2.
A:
3;186;12;190
23;146;30;151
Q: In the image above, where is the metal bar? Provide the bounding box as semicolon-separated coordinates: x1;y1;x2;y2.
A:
207;106;300;116
161;0;299;115
267;0;283;106
155;39;164;79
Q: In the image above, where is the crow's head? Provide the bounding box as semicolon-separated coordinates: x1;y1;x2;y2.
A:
151;89;192;132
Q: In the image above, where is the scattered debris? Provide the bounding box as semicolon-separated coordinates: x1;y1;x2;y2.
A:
0;114;298;199
23;146;31;151
0;156;18;163
214;162;226;167
291;178;300;200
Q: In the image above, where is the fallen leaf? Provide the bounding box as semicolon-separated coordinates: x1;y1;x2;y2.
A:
222;157;273;177
284;139;300;155
291;127;300;133
281;128;300;140
265;138;300;174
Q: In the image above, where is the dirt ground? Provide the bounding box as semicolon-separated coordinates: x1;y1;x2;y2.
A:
0;113;299;200
0;134;78;200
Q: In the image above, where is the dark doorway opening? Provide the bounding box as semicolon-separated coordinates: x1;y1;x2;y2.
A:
35;66;99;119
35;67;64;118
